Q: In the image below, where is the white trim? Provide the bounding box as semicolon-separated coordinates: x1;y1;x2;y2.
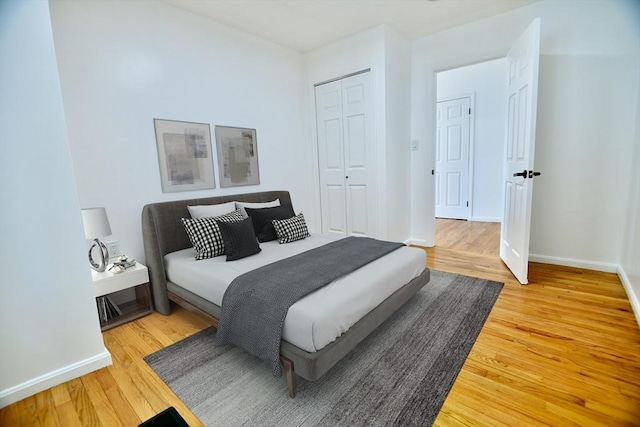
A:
0;348;112;408
470;216;501;223
406;238;432;247
468;94;476;221
617;265;640;326
528;253;617;273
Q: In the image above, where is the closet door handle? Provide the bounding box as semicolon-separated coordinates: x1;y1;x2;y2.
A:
528;170;541;178
513;169;527;178
345;176;349;179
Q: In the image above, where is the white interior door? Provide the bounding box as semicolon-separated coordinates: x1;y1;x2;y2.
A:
435;97;470;220
316;80;347;237
315;72;376;238
500;18;541;284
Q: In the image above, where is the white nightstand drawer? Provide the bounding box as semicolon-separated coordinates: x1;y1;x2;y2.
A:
92;262;149;297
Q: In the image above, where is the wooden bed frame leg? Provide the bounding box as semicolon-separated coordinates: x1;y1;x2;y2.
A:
281;357;297;398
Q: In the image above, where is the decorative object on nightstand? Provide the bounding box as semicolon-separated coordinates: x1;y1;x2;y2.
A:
114;255;136;269
107;255;135;274
93;261;153;331
81;207;112;272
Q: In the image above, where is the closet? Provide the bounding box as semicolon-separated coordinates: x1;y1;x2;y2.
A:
314;71;376;238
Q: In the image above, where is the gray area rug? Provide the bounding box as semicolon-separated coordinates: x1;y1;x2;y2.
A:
145;271;503;426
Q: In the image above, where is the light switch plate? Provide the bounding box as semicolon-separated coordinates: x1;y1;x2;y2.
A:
411;140;419;151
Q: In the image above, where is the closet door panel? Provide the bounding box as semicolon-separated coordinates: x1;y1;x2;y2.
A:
327;184;347;235
323;119;342;170
345;114;366;168
347;185;369;237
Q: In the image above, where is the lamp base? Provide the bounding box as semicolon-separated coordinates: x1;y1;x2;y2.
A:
89;238;110;272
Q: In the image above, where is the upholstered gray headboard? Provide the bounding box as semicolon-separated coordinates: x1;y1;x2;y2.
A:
141;190;292;314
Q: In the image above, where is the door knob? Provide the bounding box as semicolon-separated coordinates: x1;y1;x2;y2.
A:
345;176;349;179
528;171;541;178
513;169;527;178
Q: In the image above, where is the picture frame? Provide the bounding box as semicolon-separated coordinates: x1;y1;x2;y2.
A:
215;126;260;187
153;119;215;193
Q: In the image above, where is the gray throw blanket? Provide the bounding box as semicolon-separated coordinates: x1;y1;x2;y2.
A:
215;236;405;377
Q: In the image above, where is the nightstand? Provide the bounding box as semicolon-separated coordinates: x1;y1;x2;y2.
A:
92;262;153;331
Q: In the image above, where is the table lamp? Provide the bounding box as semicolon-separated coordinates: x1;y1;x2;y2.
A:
81;207;112;272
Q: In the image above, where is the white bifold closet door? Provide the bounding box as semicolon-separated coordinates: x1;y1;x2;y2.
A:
315;72;376;238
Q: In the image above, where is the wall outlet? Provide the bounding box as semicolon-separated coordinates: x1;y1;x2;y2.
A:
104;240;120;259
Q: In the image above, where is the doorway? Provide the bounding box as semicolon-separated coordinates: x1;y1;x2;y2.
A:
434;58;508;253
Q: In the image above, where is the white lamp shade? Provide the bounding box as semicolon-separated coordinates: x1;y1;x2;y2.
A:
81;207;112;239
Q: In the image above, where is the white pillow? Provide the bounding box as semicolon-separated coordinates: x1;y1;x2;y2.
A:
235;199;280;218
188;201;237;219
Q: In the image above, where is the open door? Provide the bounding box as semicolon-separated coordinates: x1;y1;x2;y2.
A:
500;18;541;284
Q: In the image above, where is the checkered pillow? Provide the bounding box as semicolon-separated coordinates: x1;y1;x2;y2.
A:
181;209;244;259
272;213;310;244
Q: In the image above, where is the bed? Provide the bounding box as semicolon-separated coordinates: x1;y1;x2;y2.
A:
141;190;431;397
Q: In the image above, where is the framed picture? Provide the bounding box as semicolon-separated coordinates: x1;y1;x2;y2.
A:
153;119;215;193
215;126;260;187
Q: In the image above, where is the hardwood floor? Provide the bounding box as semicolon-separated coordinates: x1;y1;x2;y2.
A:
435;218;501;256
2;220;639;426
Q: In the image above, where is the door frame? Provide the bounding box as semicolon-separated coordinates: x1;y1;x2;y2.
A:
435;92;476;221
427;57;506;249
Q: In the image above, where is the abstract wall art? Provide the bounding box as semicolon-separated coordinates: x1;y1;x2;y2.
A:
215;125;260;187
153;119;215;192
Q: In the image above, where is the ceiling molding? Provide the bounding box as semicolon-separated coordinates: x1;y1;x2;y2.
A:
162;0;539;53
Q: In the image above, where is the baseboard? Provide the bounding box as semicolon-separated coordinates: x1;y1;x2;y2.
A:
528;254;618;273
617;265;640;326
405;238;431;247
470;216;501;223
0;348;112;408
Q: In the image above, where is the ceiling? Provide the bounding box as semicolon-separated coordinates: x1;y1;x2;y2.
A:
163;0;539;53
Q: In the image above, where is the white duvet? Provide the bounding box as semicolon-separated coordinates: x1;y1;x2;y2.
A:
164;235;426;352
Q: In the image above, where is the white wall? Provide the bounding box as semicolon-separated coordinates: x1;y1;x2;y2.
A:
0;0;110;407
411;0;640;271
49;0;312;264
384;27;413;241
437;58;507;222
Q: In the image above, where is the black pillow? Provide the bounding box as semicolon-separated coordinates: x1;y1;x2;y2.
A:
245;204;295;242
216;217;261;261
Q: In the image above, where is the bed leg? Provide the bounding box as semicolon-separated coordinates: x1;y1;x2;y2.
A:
282;357;297;398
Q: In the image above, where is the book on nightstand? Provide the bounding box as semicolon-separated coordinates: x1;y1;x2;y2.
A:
96;296;122;321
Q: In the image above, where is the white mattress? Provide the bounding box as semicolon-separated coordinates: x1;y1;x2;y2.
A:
164;235;426;352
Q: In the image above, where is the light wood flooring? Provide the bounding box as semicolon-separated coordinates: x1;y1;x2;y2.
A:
2;219;639;426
